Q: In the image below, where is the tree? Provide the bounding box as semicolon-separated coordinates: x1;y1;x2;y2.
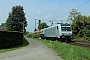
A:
6;5;27;32
71;15;89;37
67;9;81;21
1;23;6;27
38;22;49;30
86;16;90;24
70;11;90;41
86;16;90;30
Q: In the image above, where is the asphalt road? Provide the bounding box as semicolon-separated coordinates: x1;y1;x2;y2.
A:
0;37;63;60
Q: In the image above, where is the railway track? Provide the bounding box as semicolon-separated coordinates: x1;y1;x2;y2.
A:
42;39;90;48
69;41;90;48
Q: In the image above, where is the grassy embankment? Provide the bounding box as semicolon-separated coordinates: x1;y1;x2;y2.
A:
0;38;29;53
33;38;90;60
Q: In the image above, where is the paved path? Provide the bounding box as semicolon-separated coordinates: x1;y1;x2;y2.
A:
0;38;63;60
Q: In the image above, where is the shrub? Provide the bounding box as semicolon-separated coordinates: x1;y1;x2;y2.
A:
26;33;39;38
26;34;32;38
32;33;39;38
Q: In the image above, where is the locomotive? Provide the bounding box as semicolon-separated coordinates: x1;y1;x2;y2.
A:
38;23;73;42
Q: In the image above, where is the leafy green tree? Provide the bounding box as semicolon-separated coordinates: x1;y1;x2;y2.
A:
86;16;90;30
69;9;90;41
6;5;27;32
1;23;6;27
71;14;90;38
67;9;81;21
38;22;49;30
86;16;90;24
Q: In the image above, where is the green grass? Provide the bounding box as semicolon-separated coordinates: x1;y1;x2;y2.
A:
0;38;29;53
33;38;90;60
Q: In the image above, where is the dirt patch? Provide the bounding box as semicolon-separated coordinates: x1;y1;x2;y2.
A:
70;41;90;48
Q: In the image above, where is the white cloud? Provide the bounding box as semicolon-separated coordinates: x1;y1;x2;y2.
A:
45;15;52;19
37;11;41;15
57;0;58;3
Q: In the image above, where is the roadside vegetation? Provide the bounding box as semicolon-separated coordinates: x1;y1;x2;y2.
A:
0;38;29;53
0;5;29;53
27;33;90;60
68;9;90;42
25;8;90;60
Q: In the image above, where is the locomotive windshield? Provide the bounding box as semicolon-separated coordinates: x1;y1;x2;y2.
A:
61;27;71;31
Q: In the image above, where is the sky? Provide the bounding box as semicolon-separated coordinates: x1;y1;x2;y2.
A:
0;0;90;32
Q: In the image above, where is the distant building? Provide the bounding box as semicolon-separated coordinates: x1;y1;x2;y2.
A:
0;26;7;31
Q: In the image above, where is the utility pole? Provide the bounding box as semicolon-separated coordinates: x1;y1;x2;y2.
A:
38;20;41;35
35;19;37;31
38;20;41;30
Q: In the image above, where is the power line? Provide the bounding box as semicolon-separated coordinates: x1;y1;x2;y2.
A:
41;0;90;26
47;0;78;24
52;0;90;21
52;11;69;20
83;12;90;15
75;0;90;8
42;0;77;21
62;0;77;10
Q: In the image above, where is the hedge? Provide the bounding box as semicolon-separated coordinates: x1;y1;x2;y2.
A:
0;31;23;49
26;33;39;38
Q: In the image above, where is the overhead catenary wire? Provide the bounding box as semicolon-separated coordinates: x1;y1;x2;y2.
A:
51;0;90;21
81;11;90;16
42;0;77;21
75;0;90;8
53;0;77;17
39;0;90;26
47;0;79;25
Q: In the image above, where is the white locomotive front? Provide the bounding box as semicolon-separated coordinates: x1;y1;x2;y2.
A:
39;23;73;42
59;23;73;42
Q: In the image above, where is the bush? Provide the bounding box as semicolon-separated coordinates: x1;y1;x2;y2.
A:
83;30;90;41
26;34;32;38
26;33;39;38
32;33;39;38
0;31;23;49
85;30;90;37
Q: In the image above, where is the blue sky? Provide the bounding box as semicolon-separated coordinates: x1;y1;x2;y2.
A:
0;0;90;32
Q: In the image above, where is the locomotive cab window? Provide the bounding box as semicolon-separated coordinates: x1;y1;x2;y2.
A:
61;27;71;31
